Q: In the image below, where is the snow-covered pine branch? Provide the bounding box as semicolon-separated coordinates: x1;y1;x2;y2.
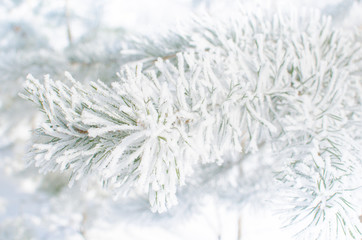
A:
22;8;362;239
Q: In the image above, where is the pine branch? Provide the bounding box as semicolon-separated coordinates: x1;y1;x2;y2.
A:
22;7;362;239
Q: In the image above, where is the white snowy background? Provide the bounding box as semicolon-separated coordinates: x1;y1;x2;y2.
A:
0;0;361;239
